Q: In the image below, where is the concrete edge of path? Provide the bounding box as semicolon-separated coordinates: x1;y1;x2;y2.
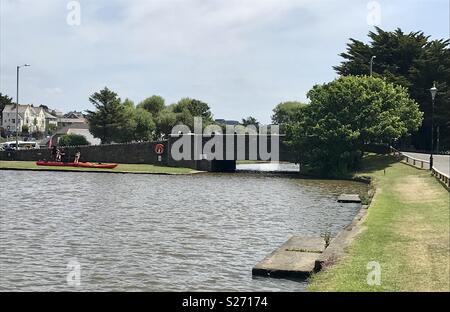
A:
314;204;370;272
313;176;377;272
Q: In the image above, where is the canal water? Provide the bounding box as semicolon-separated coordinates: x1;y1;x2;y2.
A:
0;169;367;291
236;162;300;172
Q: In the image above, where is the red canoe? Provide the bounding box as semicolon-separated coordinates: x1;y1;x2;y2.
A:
36;161;118;169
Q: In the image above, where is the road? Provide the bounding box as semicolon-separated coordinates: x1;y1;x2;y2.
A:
402;152;450;176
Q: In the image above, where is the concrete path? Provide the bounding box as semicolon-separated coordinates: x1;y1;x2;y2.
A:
402;152;449;175
337;194;361;203
252;236;325;278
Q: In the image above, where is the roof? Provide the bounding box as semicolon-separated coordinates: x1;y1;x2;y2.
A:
2;104;29;114
3;104;43;115
64;111;84;118
57;117;87;123
215;119;240;125
56;123;89;134
44;111;57;119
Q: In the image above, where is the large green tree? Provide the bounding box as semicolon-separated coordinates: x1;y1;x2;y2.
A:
155;108;178;139
86;87;130;144
272;102;305;125
86;91;157;143
334;27;450;151
241;116;259;128
290;76;423;177
133;108;156;141
173;98;213;121
168;98;214;130
138;95;165;116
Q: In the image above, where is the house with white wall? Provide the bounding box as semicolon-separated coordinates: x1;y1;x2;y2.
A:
1;104;46;133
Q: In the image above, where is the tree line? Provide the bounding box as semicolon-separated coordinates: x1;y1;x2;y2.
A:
334;27;449;151
272;76;422;177
270;27;448;177
85;88;265;144
85;88;216;144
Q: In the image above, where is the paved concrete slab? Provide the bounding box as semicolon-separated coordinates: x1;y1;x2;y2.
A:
337;194;361;203
252;236;325;278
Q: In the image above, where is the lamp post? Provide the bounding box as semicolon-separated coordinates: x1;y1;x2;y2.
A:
15;64;31;150
370;56;376;76
429;83;437;170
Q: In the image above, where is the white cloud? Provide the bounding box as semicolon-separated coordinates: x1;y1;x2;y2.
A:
44;87;63;96
68;0;312;59
1;0;448;122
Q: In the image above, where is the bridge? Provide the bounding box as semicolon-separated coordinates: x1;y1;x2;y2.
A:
165;134;296;172
0;134;297;172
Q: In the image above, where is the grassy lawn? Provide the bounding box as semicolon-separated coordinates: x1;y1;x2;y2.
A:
0;161;195;174
308;154;450;291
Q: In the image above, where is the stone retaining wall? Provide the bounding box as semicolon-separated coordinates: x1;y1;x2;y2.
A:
0;142;167;165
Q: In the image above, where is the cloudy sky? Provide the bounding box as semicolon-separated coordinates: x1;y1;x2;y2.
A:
0;0;448;123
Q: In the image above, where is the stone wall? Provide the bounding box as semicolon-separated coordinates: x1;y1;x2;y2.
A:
0;141;215;171
0;134;293;171
0;142;169;165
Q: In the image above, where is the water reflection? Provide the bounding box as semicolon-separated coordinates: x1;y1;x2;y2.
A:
236;162;300;172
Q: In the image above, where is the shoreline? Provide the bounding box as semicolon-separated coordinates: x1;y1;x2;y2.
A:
0;161;198;175
307;155;450;291
0;167;202;175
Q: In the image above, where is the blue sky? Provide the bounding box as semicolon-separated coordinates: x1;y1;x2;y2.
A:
0;0;448;123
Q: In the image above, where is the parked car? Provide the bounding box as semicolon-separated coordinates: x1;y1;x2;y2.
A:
1;141;40;150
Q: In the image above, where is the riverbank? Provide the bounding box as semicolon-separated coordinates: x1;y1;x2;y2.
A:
0;160;196;175
308;154;450;291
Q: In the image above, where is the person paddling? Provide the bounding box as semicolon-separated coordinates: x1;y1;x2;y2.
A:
51;146;57;161
55;147;61;162
59;148;67;163
74;149;81;164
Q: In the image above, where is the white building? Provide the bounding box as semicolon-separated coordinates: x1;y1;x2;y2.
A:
44;111;58;130
54;123;101;146
1;104;46;133
56;116;87;129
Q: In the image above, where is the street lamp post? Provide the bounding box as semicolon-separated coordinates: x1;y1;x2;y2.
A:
15;64;31;150
429;83;437;170
370;56;376;76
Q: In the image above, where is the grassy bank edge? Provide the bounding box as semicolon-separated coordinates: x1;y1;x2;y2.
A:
307;154;450;292
0;161;197;175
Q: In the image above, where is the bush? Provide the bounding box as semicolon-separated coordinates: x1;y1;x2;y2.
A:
59;134;90;147
21;125;29;134
47;124;57;135
290;76;423;177
31;131;45;140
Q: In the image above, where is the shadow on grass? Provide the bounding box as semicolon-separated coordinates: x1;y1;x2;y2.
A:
355;153;399;175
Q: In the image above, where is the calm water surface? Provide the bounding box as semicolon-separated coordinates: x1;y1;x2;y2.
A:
236;162;300;172
0;169;367;291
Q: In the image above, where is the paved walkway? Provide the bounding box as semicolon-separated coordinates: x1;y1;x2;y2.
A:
402;152;449;175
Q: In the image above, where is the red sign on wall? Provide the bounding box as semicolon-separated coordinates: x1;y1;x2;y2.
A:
154;143;165;155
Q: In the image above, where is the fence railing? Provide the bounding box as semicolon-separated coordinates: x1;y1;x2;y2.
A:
390;146;449;189
432;167;450;188
403;154;430;169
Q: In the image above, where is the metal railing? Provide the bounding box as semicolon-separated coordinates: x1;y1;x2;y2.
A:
432;167;450;188
390;146;449;189
403;154;430;169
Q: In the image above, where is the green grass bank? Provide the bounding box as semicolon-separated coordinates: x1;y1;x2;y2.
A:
0;161;195;175
308;154;449;291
